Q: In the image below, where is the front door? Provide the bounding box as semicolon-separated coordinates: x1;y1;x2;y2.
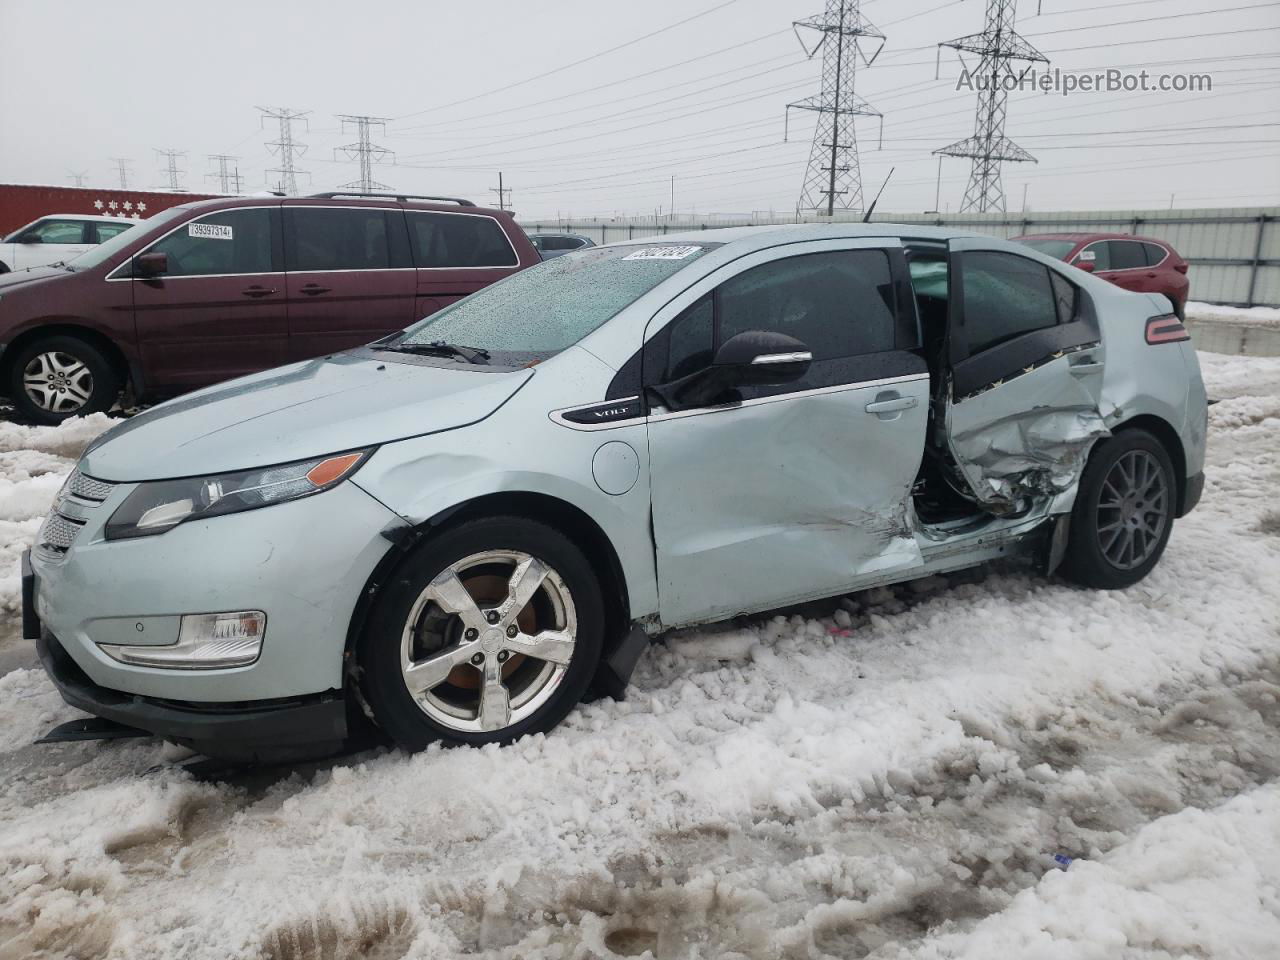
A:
646;240;929;627
283;205;417;360
127;205;288;392
10;218;96;269
944;240;1108;512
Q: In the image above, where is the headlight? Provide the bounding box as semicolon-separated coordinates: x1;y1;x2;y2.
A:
104;449;371;540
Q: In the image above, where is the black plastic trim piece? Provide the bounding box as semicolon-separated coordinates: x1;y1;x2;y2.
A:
1178;470;1204;517
561;397;644;425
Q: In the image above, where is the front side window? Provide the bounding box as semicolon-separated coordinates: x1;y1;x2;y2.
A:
961;251;1060;355
287;208;394;271
408;212;518;268
394;242;713;364
143;208;274;277
1108;240;1147;271
26;219;87;244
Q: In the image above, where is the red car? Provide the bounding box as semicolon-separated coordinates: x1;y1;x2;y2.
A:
0;193;539;424
1015;233;1189;319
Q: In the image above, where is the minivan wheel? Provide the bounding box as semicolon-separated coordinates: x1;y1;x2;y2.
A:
8;335;121;424
1060;429;1176;590
359;516;604;750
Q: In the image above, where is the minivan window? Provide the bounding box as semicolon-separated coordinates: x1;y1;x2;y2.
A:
287;208;394;271
77;206;187;272
141;208;274;277
393;243;714;362
408;212;518;268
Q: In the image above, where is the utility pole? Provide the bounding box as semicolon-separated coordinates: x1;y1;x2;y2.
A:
490;171;512;211
1021;183;1029;212
206;154;244;194
335;115;393;193
934;0;1047;212
154;149;187;190
670;175;676;220
933;156;943;213
67;171;89;188
109;158;132;189
786;0;885;217
258;106;311;196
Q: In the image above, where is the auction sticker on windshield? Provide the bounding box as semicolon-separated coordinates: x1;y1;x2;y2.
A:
189;223;233;240
622;245;702;261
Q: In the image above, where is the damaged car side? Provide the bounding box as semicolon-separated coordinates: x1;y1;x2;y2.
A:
26;225;1207;761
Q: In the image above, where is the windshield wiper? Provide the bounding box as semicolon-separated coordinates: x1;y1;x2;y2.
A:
388;340;490;364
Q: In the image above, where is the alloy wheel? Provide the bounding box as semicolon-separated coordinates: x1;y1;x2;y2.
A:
1096;449;1169;570
399;550;577;733
23;351;94;413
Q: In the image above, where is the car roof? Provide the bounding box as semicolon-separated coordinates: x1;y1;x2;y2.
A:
34;213;138;224
604;222;995;253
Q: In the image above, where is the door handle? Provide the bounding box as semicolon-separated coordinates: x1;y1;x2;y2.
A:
865;394;918;415
241;285;276;298
300;284;331;296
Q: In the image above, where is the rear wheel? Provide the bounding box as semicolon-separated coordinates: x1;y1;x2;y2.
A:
358;517;604;750
8;335;121;424
1060;429;1176;589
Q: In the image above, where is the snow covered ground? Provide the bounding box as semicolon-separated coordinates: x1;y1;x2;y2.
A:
1185;302;1280;328
0;355;1277;960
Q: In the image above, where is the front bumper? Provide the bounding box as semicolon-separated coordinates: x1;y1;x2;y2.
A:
36;628;348;762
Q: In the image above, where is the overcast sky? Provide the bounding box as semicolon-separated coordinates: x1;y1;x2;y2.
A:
1;0;1277;220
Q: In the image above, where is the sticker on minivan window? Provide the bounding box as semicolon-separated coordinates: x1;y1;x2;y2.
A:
622;245;701;261
188;222;233;241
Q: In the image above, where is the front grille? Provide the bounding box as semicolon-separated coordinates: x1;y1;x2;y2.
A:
38;512;85;552
68;470;114;502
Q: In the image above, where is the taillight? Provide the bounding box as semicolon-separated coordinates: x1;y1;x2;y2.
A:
1146;314;1190;344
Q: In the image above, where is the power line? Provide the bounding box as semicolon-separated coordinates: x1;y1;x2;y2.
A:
396;0;746;120
335;115;394;192
259;105;310;196
154;148;187;190
788;1;886;216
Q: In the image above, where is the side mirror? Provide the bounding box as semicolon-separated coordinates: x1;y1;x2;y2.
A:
17;233;42;244
653;330;812;411
1074;259;1095;273
134;252;168;277
712;330;812;385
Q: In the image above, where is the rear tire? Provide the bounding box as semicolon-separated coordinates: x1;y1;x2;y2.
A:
7;335;121;425
358;516;604;750
1060;429;1176;589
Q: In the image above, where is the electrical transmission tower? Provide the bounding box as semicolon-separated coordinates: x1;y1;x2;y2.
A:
258;106;310;195
109;158;132;189
206;154;244;194
67;171;89;188
786;0;885;217
155;149;187;190
335;115;394;192
934;0;1047;213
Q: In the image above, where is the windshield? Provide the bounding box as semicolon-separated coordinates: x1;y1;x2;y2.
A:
390;242;714;363
1015;237;1078;262
67;207;187;271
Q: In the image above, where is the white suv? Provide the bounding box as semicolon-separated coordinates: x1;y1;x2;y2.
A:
0;214;138;273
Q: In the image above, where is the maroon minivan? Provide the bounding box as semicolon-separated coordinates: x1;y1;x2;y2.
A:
0;193;539;423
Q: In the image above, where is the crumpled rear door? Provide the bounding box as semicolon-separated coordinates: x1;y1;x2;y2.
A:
943;238;1108;512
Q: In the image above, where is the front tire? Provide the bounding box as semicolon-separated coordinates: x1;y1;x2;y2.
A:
8;335;121;424
358;516;604;750
1060;429;1177;589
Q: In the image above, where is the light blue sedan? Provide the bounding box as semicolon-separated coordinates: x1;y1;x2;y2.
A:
27;224;1207;762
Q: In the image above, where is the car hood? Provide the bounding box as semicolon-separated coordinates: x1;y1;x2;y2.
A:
0;265;73;292
80;352;534;482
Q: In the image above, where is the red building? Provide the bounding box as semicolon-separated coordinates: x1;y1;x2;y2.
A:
0;183;223;235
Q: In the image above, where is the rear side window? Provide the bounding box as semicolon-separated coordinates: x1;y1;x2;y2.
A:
717;250;898;361
93;221;134;243
408;212;518;268
1050;271;1078;323
286;208;403;271
961;251;1059;354
1142;242;1168;266
1077;242;1110;271
1107;240;1147;270
144;208;274;277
